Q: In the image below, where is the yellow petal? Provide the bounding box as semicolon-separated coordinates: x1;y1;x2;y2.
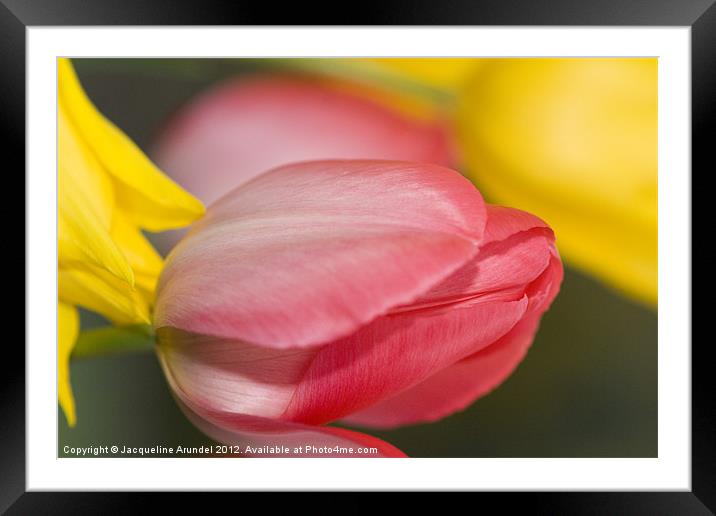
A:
58;302;79;427
58;101;134;286
457;58;657;305
58;58;204;232
59;267;151;326
110;212;163;298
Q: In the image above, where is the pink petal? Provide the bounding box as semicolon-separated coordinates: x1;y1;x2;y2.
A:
157;328;405;457
400;205;554;311
342;254;564;429
156;327;315;419
153;76;455;206
282;295;529;425
525;251;564;313
481;205;551;244
382;202;558;316
169;382;407;457
154;160;486;349
343;314;541;429
409;235;550;310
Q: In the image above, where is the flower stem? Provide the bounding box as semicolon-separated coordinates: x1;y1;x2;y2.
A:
72;324;156;359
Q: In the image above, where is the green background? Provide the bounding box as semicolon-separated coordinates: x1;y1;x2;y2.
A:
59;59;657;458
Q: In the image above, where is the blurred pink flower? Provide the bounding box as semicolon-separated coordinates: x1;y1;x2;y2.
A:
154;160;562;457
153;75;454;206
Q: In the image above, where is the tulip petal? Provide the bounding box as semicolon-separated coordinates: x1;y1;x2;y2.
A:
408;206;554;309
481;205;551;244
153;76;455;206
156;346;405;457
58;58;204;232
524;253;564;314
58;302;79;427
175;397;407;458
343;315;541;429
155;160;487;349
283;295;529;425
343;254;563;428
156;328;316;419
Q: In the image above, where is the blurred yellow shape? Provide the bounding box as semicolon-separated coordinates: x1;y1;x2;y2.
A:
57;58;204;425
58;302;79;427
457;58;657;305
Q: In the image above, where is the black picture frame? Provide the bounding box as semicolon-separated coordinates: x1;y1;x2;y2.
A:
4;1;708;512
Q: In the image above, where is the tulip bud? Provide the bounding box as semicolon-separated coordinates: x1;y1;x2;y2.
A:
154;160;562;457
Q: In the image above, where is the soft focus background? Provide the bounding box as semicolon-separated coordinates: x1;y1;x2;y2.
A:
59;59;657;458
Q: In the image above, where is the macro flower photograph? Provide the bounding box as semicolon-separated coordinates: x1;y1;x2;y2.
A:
58;57;657;458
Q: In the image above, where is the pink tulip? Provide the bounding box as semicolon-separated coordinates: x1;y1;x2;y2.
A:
154;160;563;457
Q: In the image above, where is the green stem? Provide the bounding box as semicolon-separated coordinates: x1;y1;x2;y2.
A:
72;324;156;359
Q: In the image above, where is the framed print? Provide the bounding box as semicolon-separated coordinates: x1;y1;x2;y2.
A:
5;0;709;512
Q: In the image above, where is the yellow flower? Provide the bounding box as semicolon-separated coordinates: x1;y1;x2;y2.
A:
456;59;657;305
57;58;204;426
